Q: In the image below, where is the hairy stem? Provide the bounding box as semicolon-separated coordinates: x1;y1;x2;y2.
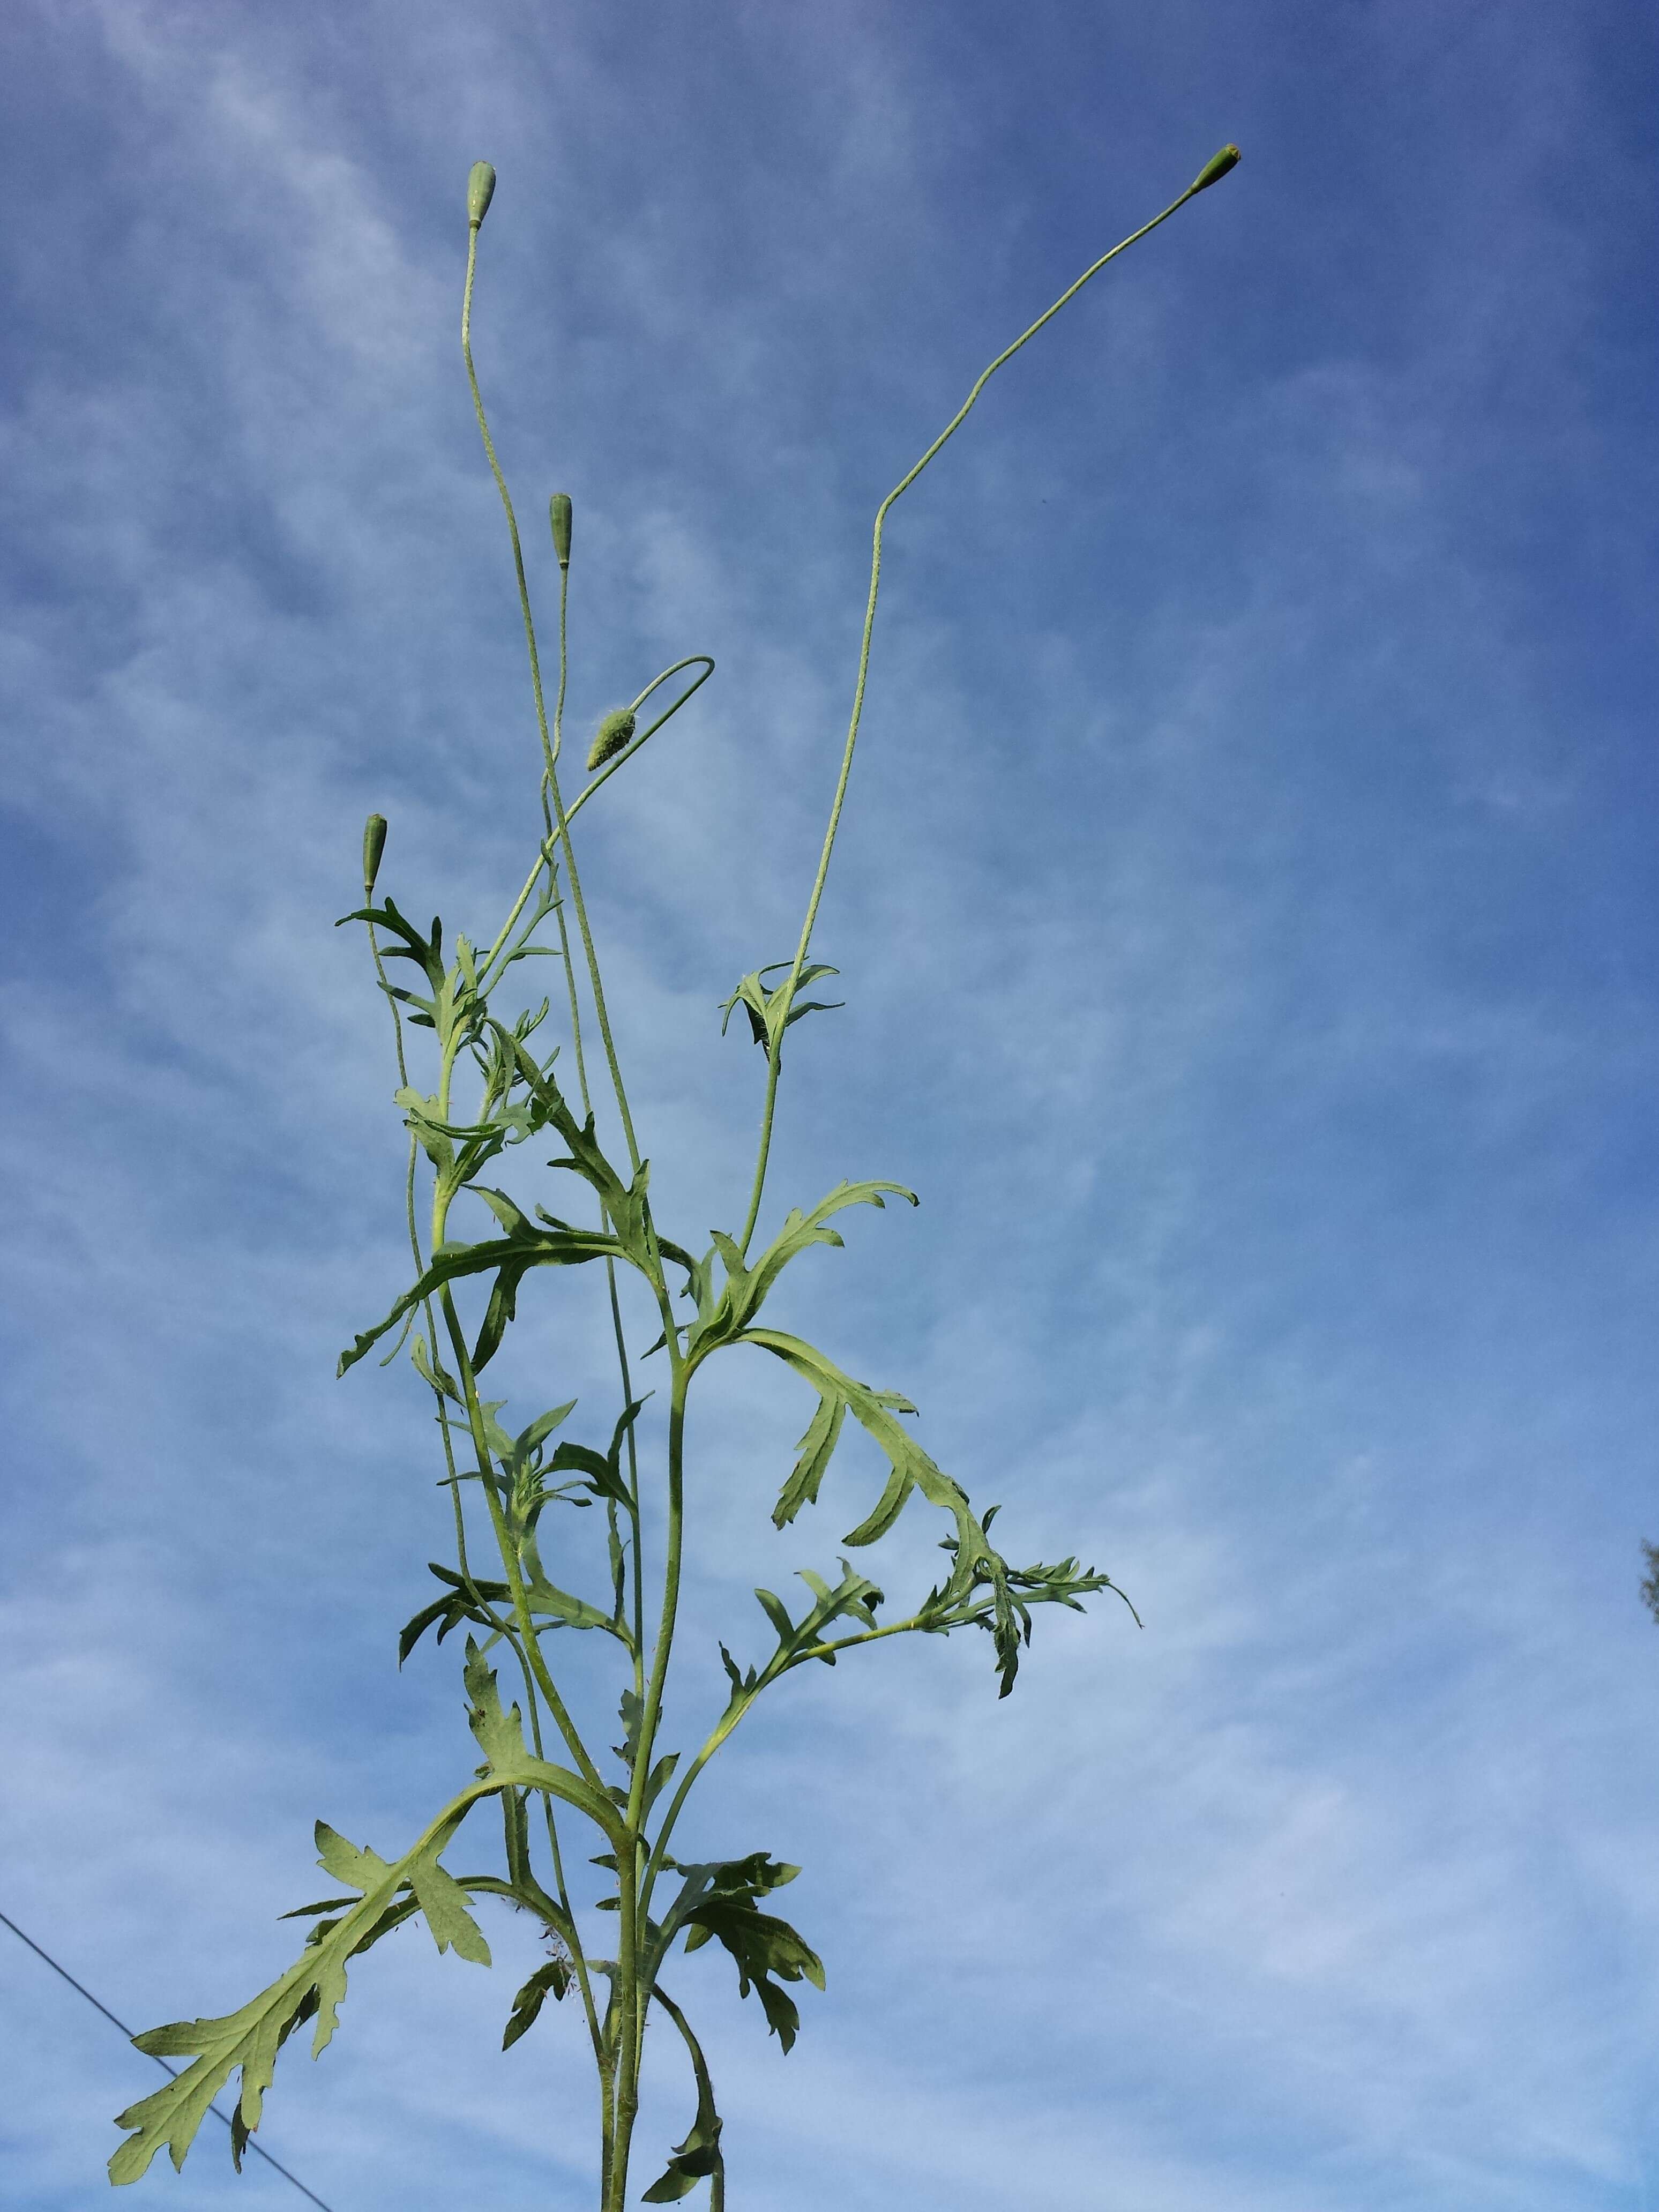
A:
461;220;640;1174
607;1347;687;2210
544;555;650;1703
652;1986;726;2212
738;168;1216;1254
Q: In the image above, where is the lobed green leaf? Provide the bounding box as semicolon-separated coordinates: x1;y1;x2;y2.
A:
338;1213;623;1378
110;1798;491;2185
463;1641;624;1845
719;960;843;1055
502;1956;572;2050
684;1179;916;1361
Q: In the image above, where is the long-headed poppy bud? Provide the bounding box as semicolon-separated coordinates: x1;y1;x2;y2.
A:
467;162;497;229
550;492;573;569
362;813;387;896
1189;144;1241;195
587;709;636;773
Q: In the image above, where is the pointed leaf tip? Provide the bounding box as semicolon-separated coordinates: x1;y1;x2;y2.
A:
467;161;497;228
1190;144;1241;195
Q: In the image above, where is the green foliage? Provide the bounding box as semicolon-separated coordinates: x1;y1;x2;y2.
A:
114;142;1241;2207
111;1801;495;2184
503;1954;573;2049
719;960;843;1053
642;1989;724;2204
641;2087;721;2203
671;1856;824;2052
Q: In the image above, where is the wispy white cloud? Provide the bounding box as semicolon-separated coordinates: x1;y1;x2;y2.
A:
3;2;1657;2209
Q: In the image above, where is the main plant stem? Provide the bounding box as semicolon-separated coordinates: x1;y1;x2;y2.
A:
606;1339;687;2211
465;222;664;2200
439;150;1234;2208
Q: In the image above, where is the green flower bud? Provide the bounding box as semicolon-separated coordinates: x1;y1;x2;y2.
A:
1189;144;1241;195
587;709;636;773
467;162;497;229
362;813;387;896
550;492;573;569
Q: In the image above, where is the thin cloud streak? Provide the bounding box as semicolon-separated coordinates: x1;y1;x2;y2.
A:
2;3;1657;2209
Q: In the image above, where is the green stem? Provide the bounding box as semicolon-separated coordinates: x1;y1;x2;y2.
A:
476;654;713;1003
438;1280;608;1798
651;1986;726;2212
362;913;429;1294
607;1260;647;1695
365;910;515;1764
462;223;641;1173
639;1687;756;1916
542;563;649;1705
737;170;1214;1256
533;557;618;2081
477;839;559;996
608;1349;687;2211
571;654;715;813
425;1015;604;1798
495;1638;605;2067
461;224;557;796
640;1606;963;1923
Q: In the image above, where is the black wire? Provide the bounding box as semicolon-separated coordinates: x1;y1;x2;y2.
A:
0;1906;339;2212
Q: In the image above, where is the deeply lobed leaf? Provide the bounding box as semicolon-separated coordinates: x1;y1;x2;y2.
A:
110;1803;483;2185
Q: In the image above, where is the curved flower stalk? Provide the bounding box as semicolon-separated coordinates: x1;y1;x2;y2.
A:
112;142;1238;2208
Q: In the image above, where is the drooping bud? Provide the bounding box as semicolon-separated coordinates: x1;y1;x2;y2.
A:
550;492;573;569
587;709;636;773
362;813;387;896
1189;144;1241;195
467;162;497;229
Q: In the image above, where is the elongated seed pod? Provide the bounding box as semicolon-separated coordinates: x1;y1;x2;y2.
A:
1189;144;1241;195
550;492;573;569
362;813;387;896
467;161;496;228
587;709;636;773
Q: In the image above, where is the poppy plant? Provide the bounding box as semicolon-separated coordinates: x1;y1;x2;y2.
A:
112;141;1240;2210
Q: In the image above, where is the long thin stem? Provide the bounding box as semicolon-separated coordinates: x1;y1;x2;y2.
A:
461;223;641;1172
366;829;615;2081
439;1279;609;1795
362;912;512;1759
608;1260;647;1686
461;225;558;794
463;230;661;2195
607;1344;688;2211
428;153;1232;2212
651;1987;726;2212
640;1610;935;1912
736;168;1217;1254
521;557;612;2069
547;558;649;1708
508;1653;607;2066
475;656;712;1001
423;1005;606;1795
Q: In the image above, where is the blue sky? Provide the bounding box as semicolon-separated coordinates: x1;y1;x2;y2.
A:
3;2;1657;2207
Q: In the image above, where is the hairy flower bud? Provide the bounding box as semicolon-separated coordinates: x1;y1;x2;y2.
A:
362;813;387;896
467;161;497;229
1189;144;1241;195
587;709;636;773
550;492;573;569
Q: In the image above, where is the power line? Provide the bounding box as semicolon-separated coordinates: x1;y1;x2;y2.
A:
0;1906;339;2212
